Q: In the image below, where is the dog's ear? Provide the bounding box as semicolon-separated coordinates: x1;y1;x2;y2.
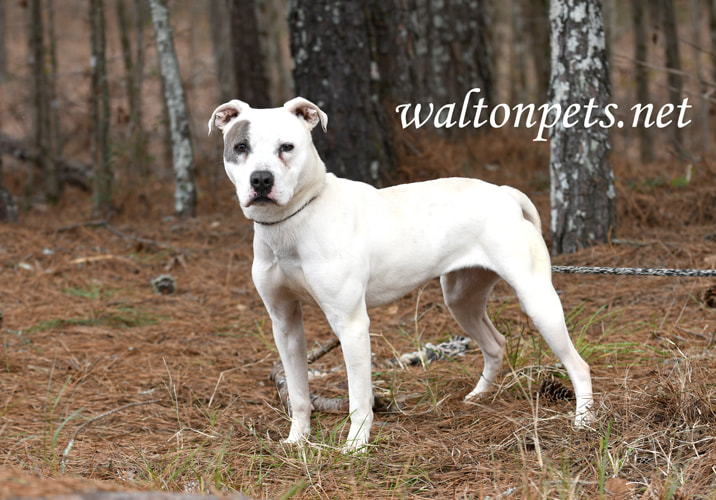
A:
283;97;328;132
208;100;250;135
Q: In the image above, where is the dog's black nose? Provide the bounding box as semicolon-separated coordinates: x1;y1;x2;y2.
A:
250;170;274;196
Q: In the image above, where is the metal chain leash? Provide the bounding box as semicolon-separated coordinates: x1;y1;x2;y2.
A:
552;265;716;277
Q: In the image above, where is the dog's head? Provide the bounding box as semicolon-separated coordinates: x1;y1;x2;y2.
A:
209;97;328;223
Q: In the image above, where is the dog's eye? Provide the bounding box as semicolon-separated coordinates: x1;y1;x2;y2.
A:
235;142;248;153
279;143;294;153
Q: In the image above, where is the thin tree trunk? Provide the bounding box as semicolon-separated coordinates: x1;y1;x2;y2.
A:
660;0;685;155
0;1;6;81
0;160;17;223
208;0;234;103
549;0;616;255
510;0;528;105
632;0;654;163
709;0;716;85
524;0;550;102
90;0;112;218
691;0;709;154
148;0;196;218
27;0;59;206
227;0;271;107
117;0;148;177
0;110;18;222
256;0;293;104
47;0;61;165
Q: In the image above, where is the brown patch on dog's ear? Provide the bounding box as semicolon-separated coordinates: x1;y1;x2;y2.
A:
208;99;250;134
283;97;328;132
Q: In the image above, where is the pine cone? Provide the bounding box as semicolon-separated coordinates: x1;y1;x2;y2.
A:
151;274;176;295
702;286;715;308
537;377;575;402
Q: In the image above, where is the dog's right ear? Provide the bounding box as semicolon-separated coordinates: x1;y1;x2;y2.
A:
208;100;250;135
283;97;328;132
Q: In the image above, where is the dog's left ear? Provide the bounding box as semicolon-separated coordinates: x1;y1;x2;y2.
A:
208;99;250;135
283;97;328;132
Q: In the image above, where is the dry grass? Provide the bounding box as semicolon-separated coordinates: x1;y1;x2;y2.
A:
1;139;715;498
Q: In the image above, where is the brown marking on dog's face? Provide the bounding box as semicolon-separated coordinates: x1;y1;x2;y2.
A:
223;120;251;164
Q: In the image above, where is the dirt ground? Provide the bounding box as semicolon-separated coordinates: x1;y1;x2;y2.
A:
1;130;715;498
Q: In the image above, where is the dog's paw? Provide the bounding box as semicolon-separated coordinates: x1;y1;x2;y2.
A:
573;408;595;428
341;439;370;455
280;435;310;448
463;387;494;402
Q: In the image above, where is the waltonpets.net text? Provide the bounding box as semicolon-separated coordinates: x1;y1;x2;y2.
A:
395;88;692;142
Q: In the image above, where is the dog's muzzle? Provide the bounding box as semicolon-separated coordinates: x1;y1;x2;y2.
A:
249;170;276;204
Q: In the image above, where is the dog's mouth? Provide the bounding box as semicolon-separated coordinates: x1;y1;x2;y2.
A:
247;195;278;206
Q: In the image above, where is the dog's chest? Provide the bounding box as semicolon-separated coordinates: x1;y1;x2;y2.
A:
256;242;319;305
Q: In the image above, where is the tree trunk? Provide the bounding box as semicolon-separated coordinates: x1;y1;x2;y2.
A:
709;0;716;85
549;0;616;255
227;0;271;107
524;0;550;102
0;0;6;81
117;0;149;177
510;0;528;104
372;0;492;110
90;0;112;218
0;112;18;222
690;0;709;154
47;0;61;165
256;0;294;104
149;0;196;218
0;160;17;223
660;0;685;155
288;0;394;184
208;0;235;103
631;0;654;163
27;0;59;206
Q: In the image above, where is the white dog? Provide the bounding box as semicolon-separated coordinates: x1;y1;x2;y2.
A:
209;97;593;450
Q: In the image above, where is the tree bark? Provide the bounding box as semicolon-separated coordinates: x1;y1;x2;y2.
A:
372;0;492;110
227;0;271;107
0;126;17;223
27;0;59;206
256;0;294;104
208;0;235;103
631;0;654;163
149;0;196;218
524;0;550;102
0;0;6;81
117;0;149;177
660;0;685;154
690;0;709;154
47;0;61;164
549;0;616;255
90;0;113;218
288;0;394;184
510;0;528;104
709;0;716;86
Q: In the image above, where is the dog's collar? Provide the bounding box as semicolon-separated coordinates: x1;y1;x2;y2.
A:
252;194;319;226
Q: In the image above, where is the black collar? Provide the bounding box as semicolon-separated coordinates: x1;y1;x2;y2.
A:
253;194;319;226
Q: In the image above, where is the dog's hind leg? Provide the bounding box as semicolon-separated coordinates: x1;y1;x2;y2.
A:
492;230;593;426
440;268;505;400
507;273;593;426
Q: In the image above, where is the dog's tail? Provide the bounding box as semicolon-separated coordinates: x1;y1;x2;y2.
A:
501;186;542;234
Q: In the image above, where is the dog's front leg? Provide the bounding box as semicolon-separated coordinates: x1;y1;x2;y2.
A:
267;300;312;444
326;305;374;451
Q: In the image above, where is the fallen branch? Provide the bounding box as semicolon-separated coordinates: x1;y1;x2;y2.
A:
270;337;472;415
